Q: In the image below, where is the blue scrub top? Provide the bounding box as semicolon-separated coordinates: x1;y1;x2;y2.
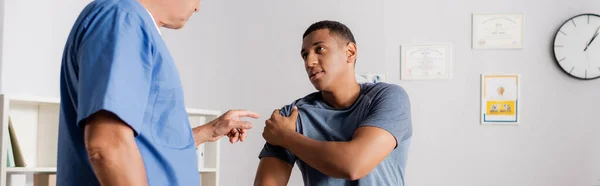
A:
57;0;200;185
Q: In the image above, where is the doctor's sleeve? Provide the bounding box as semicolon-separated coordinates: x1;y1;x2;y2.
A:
75;13;153;136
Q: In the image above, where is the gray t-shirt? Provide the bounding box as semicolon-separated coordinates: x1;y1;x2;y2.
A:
259;82;412;186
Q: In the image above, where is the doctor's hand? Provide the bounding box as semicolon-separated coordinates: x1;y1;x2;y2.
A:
262;106;299;147
193;109;260;146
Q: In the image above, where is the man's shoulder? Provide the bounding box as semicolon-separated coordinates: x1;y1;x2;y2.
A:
296;92;322;106
362;82;409;101
80;0;148;27
73;0;155;52
87;0;143;13
278;92;321;116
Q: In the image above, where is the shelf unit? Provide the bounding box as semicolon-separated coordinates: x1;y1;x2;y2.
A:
0;94;221;186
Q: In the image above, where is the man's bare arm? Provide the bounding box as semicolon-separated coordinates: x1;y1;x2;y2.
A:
280;126;395;180
84;110;148;186
254;157;293;186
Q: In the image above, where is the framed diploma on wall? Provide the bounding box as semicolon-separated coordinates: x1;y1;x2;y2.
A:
472;13;524;49
400;44;452;80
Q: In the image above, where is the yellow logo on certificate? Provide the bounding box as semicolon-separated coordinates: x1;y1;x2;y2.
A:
486;100;515;116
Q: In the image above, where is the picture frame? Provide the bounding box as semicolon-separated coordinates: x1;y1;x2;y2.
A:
480;74;520;124
400;44;452;80
472;13;524;49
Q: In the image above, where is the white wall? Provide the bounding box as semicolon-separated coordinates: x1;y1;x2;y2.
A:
1;0;599;186
162;1;386;185
0;0;5;91
0;0;88;97
382;0;600;185
163;0;600;186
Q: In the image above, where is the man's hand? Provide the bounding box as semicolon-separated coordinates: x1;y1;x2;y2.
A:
262;106;299;147
193;109;260;146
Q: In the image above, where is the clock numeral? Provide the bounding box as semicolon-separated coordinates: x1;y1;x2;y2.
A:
554;45;564;48
569;66;575;74
589;15;591;24
559;30;567;36
598;66;600;72
585;70;588;79
572;19;577;27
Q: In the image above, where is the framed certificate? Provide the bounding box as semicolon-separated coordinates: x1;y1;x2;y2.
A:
472;13;524;49
481;74;520;124
400;44;452;80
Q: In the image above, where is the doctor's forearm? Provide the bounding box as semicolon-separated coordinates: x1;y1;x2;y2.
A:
281;131;358;180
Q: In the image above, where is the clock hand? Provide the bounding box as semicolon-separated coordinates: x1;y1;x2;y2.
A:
584;25;600;51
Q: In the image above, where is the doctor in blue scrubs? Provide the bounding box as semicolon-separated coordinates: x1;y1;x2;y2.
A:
57;0;258;185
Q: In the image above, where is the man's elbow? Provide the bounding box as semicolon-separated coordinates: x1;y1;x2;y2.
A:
341;161;372;181
86;146;108;165
83;110;137;165
342;169;368;181
85;141;122;166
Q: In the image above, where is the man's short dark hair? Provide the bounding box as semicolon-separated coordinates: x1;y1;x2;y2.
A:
302;20;356;45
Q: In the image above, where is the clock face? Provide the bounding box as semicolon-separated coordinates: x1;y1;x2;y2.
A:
553;14;600;80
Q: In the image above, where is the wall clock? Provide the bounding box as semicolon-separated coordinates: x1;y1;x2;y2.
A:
553;13;600;80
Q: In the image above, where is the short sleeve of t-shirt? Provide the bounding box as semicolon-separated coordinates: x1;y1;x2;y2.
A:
359;84;413;148
75;9;153;136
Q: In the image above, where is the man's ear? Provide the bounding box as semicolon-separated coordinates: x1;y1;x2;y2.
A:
346;42;357;64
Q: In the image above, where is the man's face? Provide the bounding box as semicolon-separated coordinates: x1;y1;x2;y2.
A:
161;0;200;29
301;29;354;91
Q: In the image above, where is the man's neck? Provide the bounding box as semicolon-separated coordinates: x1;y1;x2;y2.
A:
138;0;164;28
321;79;361;109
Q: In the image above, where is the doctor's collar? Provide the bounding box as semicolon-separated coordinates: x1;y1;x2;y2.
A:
145;9;162;35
